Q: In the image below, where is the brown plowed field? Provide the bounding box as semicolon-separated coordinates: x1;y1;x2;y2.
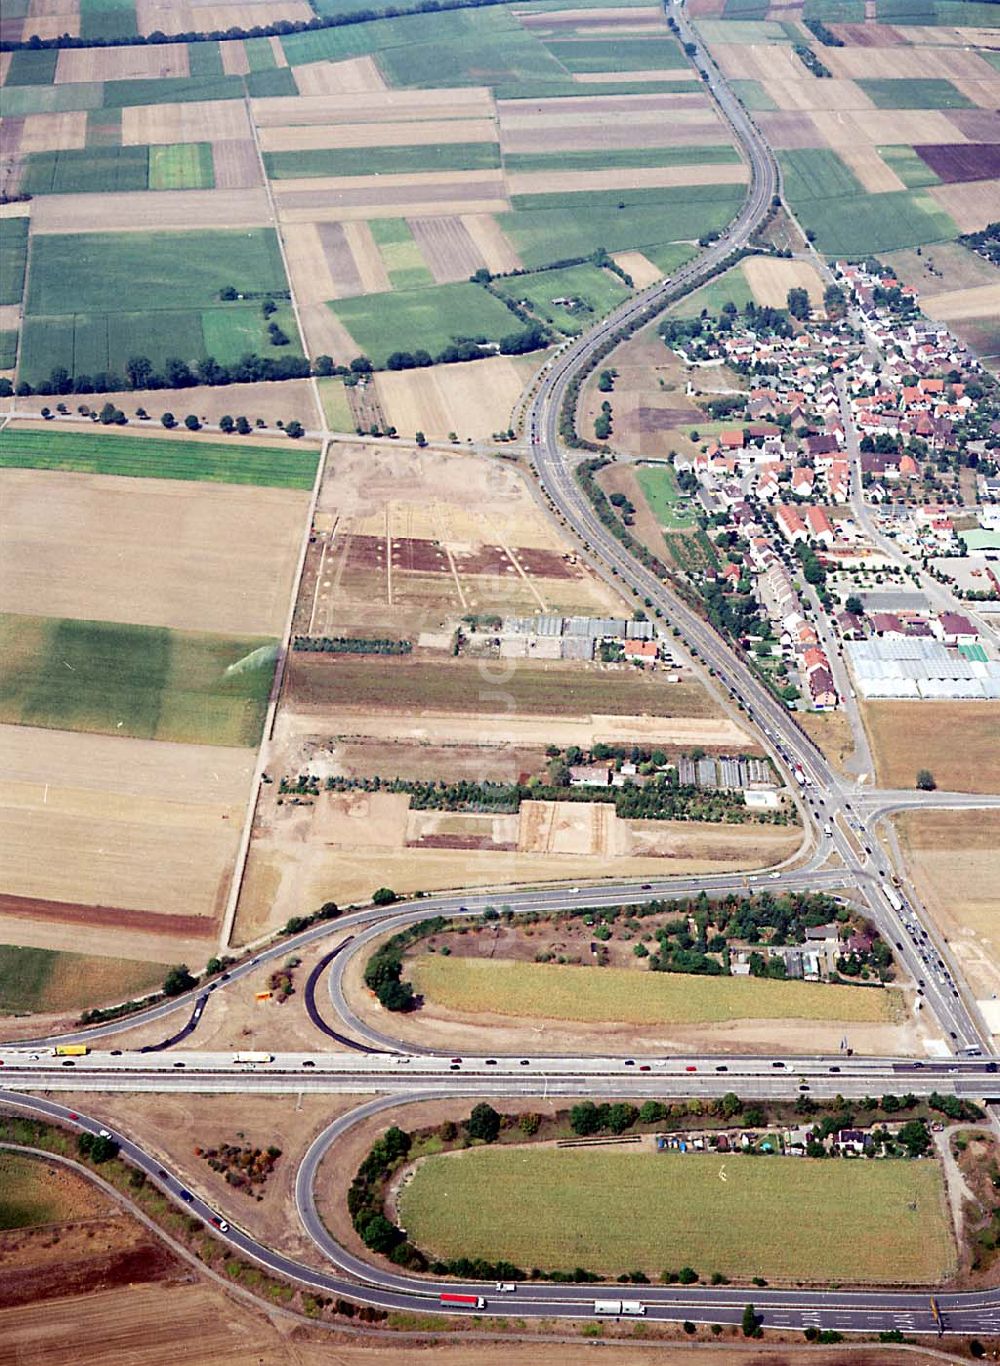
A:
945;108;1000;143
0;891;213;941
930;179;1000;232
55;42;189;84
712;42;803;83
11;379;318;428
317;220;365;295
122;99;252;146
758;111;825;149
219;37;249;75
22;13;80;38
341;219;391;292
30;187;273;233
824;44;998;80
0;466;308;635
292;55;387;95
915;142;1000;183
573;67;697;83
840;144;905;192
15;110;86;153
613;249;662;287
274;175;507;213
280;221;337;306
743;255;825;307
762;77;874;112
210;138;261;188
813;107;965;149
408;215;486;283
922;281;1000;322
501;119;724;154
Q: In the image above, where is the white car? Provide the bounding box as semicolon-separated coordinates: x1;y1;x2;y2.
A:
98;1128;113;1139
769;871;781;879
496;1283;517;1293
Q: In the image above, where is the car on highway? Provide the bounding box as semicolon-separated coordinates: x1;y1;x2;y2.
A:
179;1190;194;1203
98;1128;113;1139
211;1216;230;1232
685;1065;697;1072
769;871;781;879
302;1060;315;1068
772;1061;785;1068
68;1112;79;1121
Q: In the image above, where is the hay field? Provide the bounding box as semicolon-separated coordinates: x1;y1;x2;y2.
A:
896;809;1000;1008
0;722;253;940
398;1146;952;1283
863;699;1000;793
614;249;662;286
28;185;272;233
54;43;190;85
0;467;308;636
922;281;1000;321
250;87;495;126
259;118;497;152
13;110;87;153
121;99;252;144
374;354;533;439
409;954;902;1027
137;0;311;34
742;255;824;306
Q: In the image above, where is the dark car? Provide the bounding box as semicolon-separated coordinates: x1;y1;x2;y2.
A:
772;1060;785;1069
157;1168;168;1179
180;1190;194;1203
986;1062;998;1074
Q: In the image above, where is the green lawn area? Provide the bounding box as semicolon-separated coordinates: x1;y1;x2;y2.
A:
878;145;942;189
779;149;957;254
329;281;518;366
504;146;740;173
318;377;355;432
635;463;697;529
541;36;686;71
0;218;28;308
265;143;499;179
0;427;319;489
399;1147;953;1283
857;77;973;109
409;954;903;1025
492;262;631;335
0;942;165;1015
500;185;745;270
667;261;754;318
20;227;300;385
20;145;149;195
0;613;276;747
148;142;215;190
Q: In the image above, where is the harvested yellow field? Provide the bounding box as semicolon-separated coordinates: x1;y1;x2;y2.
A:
923;281;1000;323
0;467;309;636
342;219;391;292
461;213;522;272
219;38;250;76
281;221;338;305
137;0;311;34
506;162;747;196
712;42;803;83
762;77;874;113
573;67;697;83
613;250;662;288
55;42;189;84
864;699;1000;793
292;55;387;96
742;255;825;307
30;187;273;233
0;724;253;954
121;99;252;146
251;88;494;126
410;954;903;1026
22;12;80;39
930;180;1000;234
823;44;998;82
15;111;86;154
374;354;531;441
838;144;905;193
259;119;497;153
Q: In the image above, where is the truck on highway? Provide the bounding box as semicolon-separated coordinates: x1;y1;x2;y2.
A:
881;884;903;913
594;1300;646;1316
53;1044;88;1057
440;1293;487;1309
232;1051;274;1064
792;765;806;787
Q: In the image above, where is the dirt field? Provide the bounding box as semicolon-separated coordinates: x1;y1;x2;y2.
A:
55;43;189;84
122;101;253;146
15;111;87;154
823;44;998;82
30;188;273;235
0;467;308;636
863;699;1000;794
896;809;1000;1012
211;139;261;190
292;55;387;96
613;249;662;288
923;282;1000;322
712;42;804;85
930;179;1000;233
295;442;623;638
260;119;497;153
0;723;253;956
742;255;824;307
373;355;532;440
281;221;338;306
340;220;391;293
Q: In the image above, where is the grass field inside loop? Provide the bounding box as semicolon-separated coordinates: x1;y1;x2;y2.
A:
398;1145;954;1283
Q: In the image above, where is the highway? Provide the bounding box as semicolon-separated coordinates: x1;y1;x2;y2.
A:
3;0;999;1337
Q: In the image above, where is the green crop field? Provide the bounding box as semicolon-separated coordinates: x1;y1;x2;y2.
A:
264;142;500;179
635;463;697;529
398;1147;954;1283
20;227;298;385
4;49;58;86
0;427;319;489
99;74;246;109
803;0;865;17
0;613;276;747
188;40;225;77
857;77;973;109
492;262;631;335
729;78;779;110
668;261;754;318
541;36;686;71
20;145;148;195
366;218;435;289
0;82;105;116
641;242;698;275
148;142;215;190
0;218;28;307
318;377;355;432
0;942;165;1015
877;0;1000;23
878;145;942;189
329;281;517;366
80;0;138;41
85;108;123;146
501;185;744;269
244;35;278;71
0;331;17;369
504;146;740;173
409;955;903;1025
779;149;957;254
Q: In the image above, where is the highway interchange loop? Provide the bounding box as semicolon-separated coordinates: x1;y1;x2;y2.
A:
5;0;1000;1335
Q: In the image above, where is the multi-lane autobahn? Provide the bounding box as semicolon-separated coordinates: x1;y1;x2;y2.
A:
5;0;1000;1337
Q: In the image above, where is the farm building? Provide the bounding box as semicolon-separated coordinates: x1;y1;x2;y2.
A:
845;638;1000;700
